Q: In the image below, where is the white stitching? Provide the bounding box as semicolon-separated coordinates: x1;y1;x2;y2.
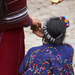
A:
7;0;18;5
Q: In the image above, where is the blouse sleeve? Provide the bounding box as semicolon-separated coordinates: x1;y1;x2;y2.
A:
0;0;32;31
19;49;31;74
24;17;32;27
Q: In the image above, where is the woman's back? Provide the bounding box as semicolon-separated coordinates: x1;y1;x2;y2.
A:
19;43;74;75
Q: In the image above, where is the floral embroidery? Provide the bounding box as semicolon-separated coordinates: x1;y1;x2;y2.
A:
20;44;74;75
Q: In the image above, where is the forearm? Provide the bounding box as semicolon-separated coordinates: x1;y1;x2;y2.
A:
0;16;32;31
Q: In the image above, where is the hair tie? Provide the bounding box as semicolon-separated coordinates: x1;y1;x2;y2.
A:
61;16;70;28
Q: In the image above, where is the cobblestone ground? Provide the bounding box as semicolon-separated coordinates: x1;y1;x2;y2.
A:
24;0;75;73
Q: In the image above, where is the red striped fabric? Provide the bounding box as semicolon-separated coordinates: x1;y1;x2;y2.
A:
0;0;31;75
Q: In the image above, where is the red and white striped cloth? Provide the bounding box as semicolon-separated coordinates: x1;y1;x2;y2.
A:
0;0;32;75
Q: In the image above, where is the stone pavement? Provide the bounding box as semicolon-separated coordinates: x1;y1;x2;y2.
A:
24;0;75;73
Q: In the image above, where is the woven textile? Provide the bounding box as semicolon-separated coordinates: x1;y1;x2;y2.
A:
19;44;74;75
0;0;31;75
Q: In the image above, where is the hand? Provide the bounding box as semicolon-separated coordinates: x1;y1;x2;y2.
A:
31;17;41;31
51;0;63;5
33;27;43;38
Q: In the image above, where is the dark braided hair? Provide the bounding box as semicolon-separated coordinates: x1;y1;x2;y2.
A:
43;17;66;45
0;0;7;22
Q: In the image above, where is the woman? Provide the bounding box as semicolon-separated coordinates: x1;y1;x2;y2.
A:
19;16;74;75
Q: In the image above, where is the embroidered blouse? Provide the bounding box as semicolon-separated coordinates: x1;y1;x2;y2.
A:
19;43;74;75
